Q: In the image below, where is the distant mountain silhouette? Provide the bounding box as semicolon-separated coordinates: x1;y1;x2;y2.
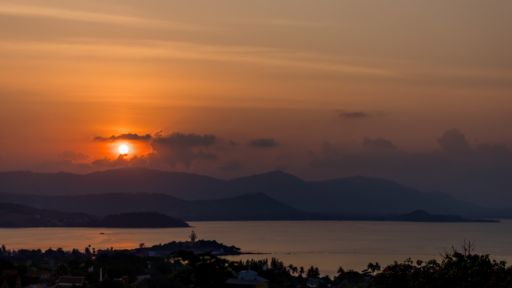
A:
185;193;308;220
0;202;94;227
0;168;489;217
0;168;225;199
382;210;497;223
0;193;308;221
0;200;494;225
300;176;484;216
0;202;189;227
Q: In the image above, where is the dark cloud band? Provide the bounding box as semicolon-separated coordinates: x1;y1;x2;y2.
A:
94;133;152;142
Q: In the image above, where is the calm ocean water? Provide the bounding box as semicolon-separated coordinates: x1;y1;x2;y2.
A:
1;220;511;275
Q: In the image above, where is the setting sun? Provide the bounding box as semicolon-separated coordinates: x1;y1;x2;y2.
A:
118;144;129;155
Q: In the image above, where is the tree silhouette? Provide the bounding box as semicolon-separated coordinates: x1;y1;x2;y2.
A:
189;230;197;243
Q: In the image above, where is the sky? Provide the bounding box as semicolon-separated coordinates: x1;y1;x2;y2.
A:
1;0;512;206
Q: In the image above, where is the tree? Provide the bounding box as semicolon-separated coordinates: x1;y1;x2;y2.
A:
306;266;320;278
365;262;381;275
288;264;298;275
337;266;345;275
85;245;92;256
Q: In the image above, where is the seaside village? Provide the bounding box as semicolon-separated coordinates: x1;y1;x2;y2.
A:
0;232;348;288
0;248;337;288
2;231;511;287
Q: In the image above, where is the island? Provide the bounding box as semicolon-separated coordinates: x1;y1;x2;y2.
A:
132;239;242;257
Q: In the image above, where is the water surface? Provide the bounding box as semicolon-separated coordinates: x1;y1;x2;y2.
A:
1;221;511;275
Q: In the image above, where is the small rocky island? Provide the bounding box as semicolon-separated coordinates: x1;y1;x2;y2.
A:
133;239;242;257
96;231;242;257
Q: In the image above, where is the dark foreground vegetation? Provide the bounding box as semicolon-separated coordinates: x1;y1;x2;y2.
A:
0;241;510;288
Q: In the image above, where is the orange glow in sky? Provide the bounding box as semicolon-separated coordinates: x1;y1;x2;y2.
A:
0;0;511;186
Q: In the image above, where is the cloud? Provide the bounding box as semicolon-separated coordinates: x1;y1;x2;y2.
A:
0;40;395;78
77;131;279;173
0;3;203;31
152;133;216;147
83;132;220;170
339;111;370;119
94;133;152;142
309;129;512;207
248;138;279;148
150;133;217;169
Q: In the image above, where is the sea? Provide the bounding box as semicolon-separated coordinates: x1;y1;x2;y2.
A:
1;220;511;276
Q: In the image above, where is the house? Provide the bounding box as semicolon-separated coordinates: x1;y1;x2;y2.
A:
226;270;268;288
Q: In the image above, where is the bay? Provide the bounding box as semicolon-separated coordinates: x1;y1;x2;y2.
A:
1;220;511;275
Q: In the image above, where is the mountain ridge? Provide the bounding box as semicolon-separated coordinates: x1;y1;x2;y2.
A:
0;168;492;217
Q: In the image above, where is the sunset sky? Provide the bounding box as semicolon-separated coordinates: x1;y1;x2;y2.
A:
1;0;512;205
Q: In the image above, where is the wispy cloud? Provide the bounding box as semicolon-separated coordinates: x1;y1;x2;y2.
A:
0;3;204;30
0;39;396;77
2;38;510;88
227;17;334;28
